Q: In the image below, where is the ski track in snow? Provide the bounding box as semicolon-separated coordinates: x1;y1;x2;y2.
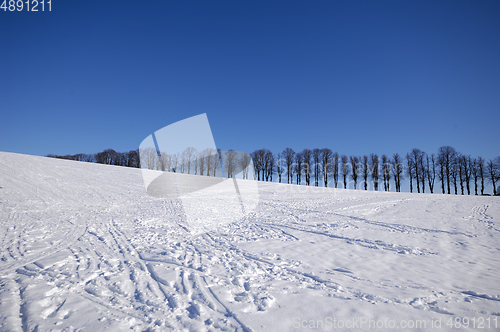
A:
1;152;500;331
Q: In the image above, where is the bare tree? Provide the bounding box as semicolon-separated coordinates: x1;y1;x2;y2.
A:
192;152;199;175
83;153;97;163
418;151;427;193
264;149;274;181
225;150;238;178
477;157;485;195
458;154;465;195
312;149;321;187
350;156;359;189
96;149;118;165
158;152;170;171
409;149;424;193
139;147;158;170
283;148;296;184
250;150;259;180
127;150;140;168
392;153;404;192
179;149;187;173
172;152;180;173
251;150;264;181
438;146;457;194
199;148;217;176
182;147;195;174
471;158;479;195
211;150;220;177
487;158;499;196
276;153;284;183
450;156;459;195
302;149;312;186
332;152;339;188
438;153;445;194
295;152;304;185
109;149;119;165
370;154;379;191
406;153;414;193
361;155;369;190
270;153;278;182
426;154;437;193
464;155;472;195
321;148;332;187
199;150;206;175
239;153;252;180
341;155;349;189
78;154;88;162
381;154;391;192
201;148;215;175
251;150;262;180
118;152;129;166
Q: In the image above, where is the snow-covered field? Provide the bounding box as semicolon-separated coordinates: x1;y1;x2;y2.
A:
1;152;499;332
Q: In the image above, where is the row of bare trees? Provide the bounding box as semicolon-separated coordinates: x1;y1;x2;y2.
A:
47;149;140;168
252;148;405;192
47;147;253;180
414;146;500;196
139;147;253;179
250;146;500;195
139;147;219;176
47;145;500;195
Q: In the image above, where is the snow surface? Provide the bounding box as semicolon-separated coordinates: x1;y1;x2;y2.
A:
1;151;499;331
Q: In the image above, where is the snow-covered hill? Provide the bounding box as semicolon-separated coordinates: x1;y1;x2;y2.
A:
1;152;499;331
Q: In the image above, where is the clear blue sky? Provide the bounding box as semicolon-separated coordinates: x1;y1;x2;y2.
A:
1;0;499;162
